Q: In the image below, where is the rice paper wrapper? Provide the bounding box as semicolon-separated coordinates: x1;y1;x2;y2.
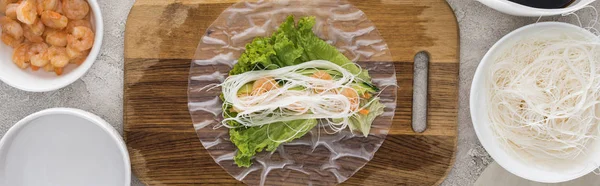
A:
188;0;397;185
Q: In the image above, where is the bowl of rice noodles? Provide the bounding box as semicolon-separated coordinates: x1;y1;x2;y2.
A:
471;22;600;183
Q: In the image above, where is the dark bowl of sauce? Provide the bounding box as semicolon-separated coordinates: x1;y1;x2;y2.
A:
478;0;594;17
508;0;575;9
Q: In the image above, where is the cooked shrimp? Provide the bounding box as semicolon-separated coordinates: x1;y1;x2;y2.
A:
0;0;8;14
28;42;49;69
5;3;18;19
65;44;79;57
13;43;30;69
340;88;359;111
28;18;45;35
66;26;93;51
35;0;42;13
42;26;57;37
1;16;23;39
0;16;10;24
16;0;37;25
23;23;44;42
62;0;88;20
252;77;279;95
43;63;54;72
40;10;67;29
69;54;86;65
45;29;66;46
0;0;17;14
47;46;68;69
1;33;23;48
36;0;58;15
311;70;333;80
311;70;334;93
54;0;62;14
66;45;87;64
0;17;23;47
65;19;90;33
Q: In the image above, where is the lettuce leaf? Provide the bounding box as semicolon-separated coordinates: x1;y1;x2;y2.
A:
294;17;371;81
230;119;318;167
230;37;276;75
348;97;386;137
230;15;371;81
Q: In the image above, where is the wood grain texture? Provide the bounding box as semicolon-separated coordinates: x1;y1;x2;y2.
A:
124;0;459;185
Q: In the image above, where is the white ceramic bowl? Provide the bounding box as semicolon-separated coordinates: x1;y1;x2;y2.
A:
0;0;104;92
478;0;596;17
0;108;130;186
471;22;600;183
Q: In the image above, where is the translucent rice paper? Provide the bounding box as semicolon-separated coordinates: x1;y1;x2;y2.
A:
188;1;397;185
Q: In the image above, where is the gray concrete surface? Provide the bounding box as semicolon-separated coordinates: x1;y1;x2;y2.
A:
0;1;598;185
474;162;600;186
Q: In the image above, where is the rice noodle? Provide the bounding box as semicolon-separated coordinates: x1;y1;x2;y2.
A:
220;60;372;133
488;30;600;164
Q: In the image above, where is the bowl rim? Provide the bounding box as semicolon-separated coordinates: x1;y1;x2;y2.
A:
0;107;131;185
0;0;104;92
470;21;599;183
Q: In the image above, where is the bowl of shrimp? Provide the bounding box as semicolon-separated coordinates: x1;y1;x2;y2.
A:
0;0;102;92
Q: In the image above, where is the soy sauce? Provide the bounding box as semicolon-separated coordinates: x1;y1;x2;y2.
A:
508;0;575;9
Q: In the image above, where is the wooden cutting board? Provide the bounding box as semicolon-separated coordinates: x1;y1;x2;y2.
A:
124;0;459;185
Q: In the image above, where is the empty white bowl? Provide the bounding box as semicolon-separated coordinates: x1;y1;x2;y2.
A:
0;108;130;186
0;0;104;92
478;0;596;17
470;22;600;183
